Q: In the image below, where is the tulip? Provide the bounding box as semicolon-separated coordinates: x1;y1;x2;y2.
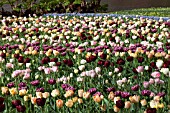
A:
12;100;21;108
36;92;42;98
131;84;140;91
30;80;40;86
0;103;5;112
124;101;131;109
143;81;150;88
156;59;163;69
141;99;147;106
146;108;156;113
0;97;4;105
93;94;102;103
129;95;140;103
141;90;151;96
42;92;50;98
23;96;30;101
78;98;83;104
36;98;46;106
64;90;74;98
48;79;56;85
151;71;160;78
72;97;78;103
19;89;27;96
136;66;144;73
83;92;90;99
65;99;74;108
113;105;120;112
1;87;9;94
51;89;60;97
16;105;26;112
36;87;45;92
56;99;64;108
78;89;84;97
7;82;15;88
31;97;37;105
9;88;18;96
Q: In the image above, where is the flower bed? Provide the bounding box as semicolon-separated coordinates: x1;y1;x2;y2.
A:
0;14;170;113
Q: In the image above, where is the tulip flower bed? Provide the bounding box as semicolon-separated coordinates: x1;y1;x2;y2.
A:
0;15;170;113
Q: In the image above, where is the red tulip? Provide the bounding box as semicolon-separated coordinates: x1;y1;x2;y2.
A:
16;105;26;112
12;100;21;108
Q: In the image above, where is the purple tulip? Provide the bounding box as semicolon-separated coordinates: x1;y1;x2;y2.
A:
61;84;70;90
48;79;56;85
121;92;131;98
131;84;140;91
18;82;27;88
157;92;165;97
93;92;102;96
88;88;97;94
115;91;122;96
7;82;15;88
141;90;151;96
106;87;115;92
36;87;45;92
30;80;40;86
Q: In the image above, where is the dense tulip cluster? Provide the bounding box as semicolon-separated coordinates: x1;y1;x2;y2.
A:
0;14;169;113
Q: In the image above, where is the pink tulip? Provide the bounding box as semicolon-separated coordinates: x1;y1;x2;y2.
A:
6;63;14;69
38;66;45;71
23;73;30;80
51;66;58;72
151;71;160;78
150;92;155;97
44;68;51;74
149;78;155;84
136;66;144;73
91;41;97;46
25;68;31;73
143;81;150;88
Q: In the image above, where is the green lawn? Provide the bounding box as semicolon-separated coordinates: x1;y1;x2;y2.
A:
112;7;170;17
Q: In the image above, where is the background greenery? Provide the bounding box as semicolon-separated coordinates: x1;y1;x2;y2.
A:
113;7;170;17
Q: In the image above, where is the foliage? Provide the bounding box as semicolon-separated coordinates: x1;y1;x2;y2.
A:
0;0;108;16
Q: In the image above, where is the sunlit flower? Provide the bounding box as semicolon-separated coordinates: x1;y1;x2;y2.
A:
1;87;9;94
19;89;27;96
83;92;90;99
124;101;131;109
141;99;147;106
56;99;64;108
42;92;50;98
64;90;74;98
78;89;84;97
65;99;74;108
93;94;102;103
9;88;18;96
51;89;60;97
